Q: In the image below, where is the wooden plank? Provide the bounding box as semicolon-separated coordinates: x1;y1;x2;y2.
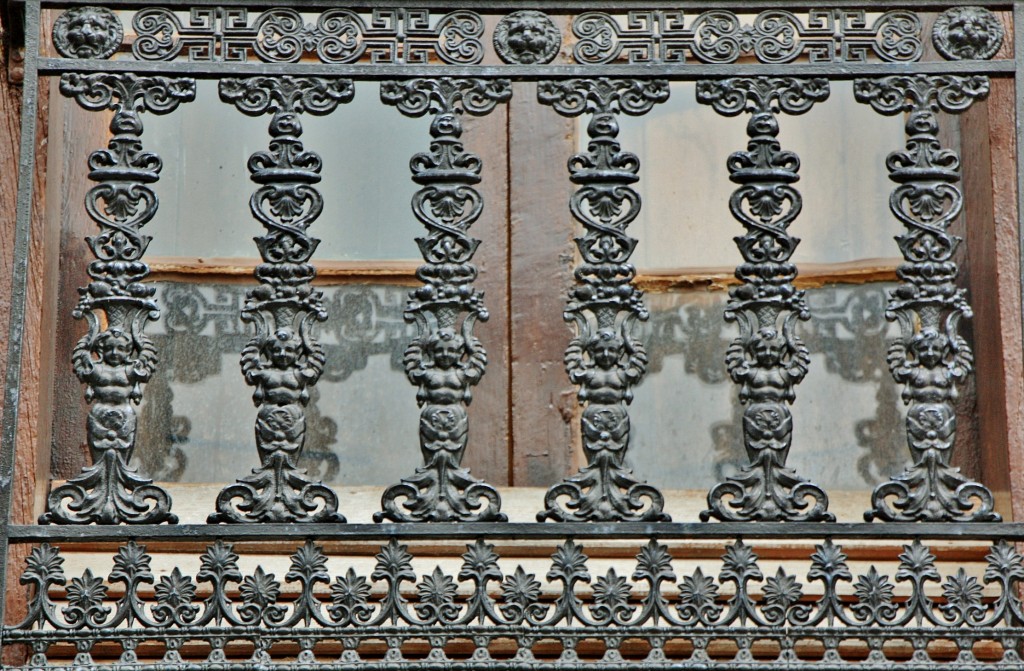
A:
637;259;902;293
958;15;1021;514
44;89;110;481
458;104;511;487
508;76;579;488
148;257;420;284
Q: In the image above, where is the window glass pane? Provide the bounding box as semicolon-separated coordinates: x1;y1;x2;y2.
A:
137;281;420;485
620;81;906;269
143;80;426;261
629;282;904;491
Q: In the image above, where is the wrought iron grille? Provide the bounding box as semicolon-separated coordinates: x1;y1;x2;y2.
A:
2;0;1024;668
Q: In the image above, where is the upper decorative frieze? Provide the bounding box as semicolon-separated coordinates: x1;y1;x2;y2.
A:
48;5;1008;66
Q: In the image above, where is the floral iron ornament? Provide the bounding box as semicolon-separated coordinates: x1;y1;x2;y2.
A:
856;74;1000;523
697;77;833;523
374;78;511;523
209;76;354;523
10;537;1024;661
39;74;196;525
536;79;670;523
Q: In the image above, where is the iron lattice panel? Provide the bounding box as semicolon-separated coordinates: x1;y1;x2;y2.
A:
1;0;1024;669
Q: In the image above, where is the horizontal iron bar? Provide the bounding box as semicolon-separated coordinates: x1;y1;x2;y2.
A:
7;625;1024;640
36;0;1018;10
2;662;1018;671
7;522;1024;542
37;59;1017;79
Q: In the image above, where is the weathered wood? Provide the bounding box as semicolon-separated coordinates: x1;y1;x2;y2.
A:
508;80;578;488
958;13;1022;518
148;257;420;284
637;259;902;293
44;88;108;481
458;107;511;486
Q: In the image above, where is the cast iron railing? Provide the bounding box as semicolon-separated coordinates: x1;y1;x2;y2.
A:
2;0;1024;668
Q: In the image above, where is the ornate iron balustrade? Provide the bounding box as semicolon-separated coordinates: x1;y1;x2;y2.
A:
1;0;1023;669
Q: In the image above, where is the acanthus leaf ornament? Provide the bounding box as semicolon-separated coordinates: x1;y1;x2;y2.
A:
536;78;670;523
696;77;833;523
374;78;511;523
208;76;354;524
855;74;1000;523
40;74;196;526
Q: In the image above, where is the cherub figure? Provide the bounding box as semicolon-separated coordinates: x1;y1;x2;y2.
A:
242;324;324;458
726;326;809;405
888;326;972;457
726;325;809;462
404;326;487;407
73;326;156;457
566;326;647;461
565;327;647;405
403;326;485;464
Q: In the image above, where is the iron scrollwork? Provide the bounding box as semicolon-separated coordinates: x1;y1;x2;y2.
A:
373;78;511;523
855;74;1000;523
39;74;196;525
697;78;833;523
572;10;922;65
537;79;670;523
208;76;354;524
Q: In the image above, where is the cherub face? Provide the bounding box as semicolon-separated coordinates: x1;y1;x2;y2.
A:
588;329;623;370
912;329;946;368
267;329;301;368
752;328;783;366
429;328;464;370
97;331;130;366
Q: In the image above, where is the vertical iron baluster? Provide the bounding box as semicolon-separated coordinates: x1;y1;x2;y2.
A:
536;79;670;523
696;77;833;523
209;76;353;524
856;74;1001;523
374;78;511;523
39;74;196;525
